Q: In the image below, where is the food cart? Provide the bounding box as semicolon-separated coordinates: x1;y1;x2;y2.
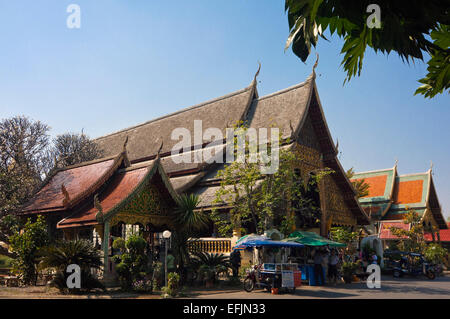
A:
234;235;304;293
283;231;346;286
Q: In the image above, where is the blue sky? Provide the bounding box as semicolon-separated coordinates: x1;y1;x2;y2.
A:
0;1;448;220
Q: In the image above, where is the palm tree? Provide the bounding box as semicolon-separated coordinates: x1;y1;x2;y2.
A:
171;194;209;284
39;240;104;292
346;168;370;198
190;252;231;284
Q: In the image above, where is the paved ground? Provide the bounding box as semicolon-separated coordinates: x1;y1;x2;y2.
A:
191;274;450;299
0;274;449;299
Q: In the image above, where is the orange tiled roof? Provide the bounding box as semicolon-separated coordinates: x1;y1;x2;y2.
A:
379;221;410;239
393;180;423;204
424;222;450;242
352;175;387;198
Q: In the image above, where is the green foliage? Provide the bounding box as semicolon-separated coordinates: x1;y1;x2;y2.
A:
162;272;180;297
171;194;209;284
346;168;370;198
284;0;449;98
212;123;333;236
151;261;164;290
330;227;358;245
423;243;448;264
132;279;153;293
341;261;358;282
50;269;105;294
415;25;450;98
113;235;150;289
9;215;50;285
389;209;426;253
190;252;231;284
0;254;13;268
112;237;126;252
38;239;104;293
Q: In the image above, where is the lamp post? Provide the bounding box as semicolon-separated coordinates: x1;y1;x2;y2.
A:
162;230;172;287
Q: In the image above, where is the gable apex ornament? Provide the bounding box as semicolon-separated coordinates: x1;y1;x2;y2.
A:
94;193;104;222
157;138;164;158
61;184;70;207
122;136;131;167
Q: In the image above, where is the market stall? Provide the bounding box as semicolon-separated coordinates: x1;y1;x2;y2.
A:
233;235;304;293
283;231;346;286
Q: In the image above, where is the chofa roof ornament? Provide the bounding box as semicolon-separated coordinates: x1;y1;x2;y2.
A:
61;184;70;207
122;136;131;167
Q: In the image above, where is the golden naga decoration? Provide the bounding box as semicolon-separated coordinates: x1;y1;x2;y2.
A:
61;184;70;207
94;193;104;222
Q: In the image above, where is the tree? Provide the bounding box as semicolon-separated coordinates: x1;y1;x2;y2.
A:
346;167;370;198
211;124;333;237
389;209;426;253
0;117;101;258
171;193;209;284
0;116;51;218
39;240;104;293
9;215;50;285
284;0;449;98
330;226;358;255
51;132;103;168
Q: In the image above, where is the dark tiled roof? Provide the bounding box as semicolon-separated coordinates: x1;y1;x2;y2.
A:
94;83;256;162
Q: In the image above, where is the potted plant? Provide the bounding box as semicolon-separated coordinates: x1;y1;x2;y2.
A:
341;262;357;284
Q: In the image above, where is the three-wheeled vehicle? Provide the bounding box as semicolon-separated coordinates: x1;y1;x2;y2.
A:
385;251;436;279
233;235;304;293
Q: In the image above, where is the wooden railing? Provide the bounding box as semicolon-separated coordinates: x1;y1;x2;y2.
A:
188;238;232;254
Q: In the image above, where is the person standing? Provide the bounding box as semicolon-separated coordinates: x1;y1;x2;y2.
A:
230;249;242;277
328;250;339;285
322;249;330;283
314;249;324;286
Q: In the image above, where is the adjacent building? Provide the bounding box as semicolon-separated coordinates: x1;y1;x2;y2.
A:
351;164;448;247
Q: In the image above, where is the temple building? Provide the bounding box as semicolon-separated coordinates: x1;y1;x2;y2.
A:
350;164;448;245
16;71;370;277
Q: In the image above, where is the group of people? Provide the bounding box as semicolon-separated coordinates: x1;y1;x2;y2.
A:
313;248;340;285
312;248;379;286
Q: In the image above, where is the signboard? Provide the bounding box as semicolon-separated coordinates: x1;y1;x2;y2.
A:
281;270;294;288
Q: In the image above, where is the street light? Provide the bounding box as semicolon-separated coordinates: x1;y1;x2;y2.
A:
162;230;172;287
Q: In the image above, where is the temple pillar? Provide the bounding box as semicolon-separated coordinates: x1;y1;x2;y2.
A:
102;221;110;275
319;173;329;238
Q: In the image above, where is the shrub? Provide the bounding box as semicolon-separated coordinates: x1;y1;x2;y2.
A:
423;244;448;264
39;240;104;293
112;238;126;252
0;255;13;268
132;279;153;293
162;272;180;298
113;235;150;289
190;252;231;285
9;216;50;285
